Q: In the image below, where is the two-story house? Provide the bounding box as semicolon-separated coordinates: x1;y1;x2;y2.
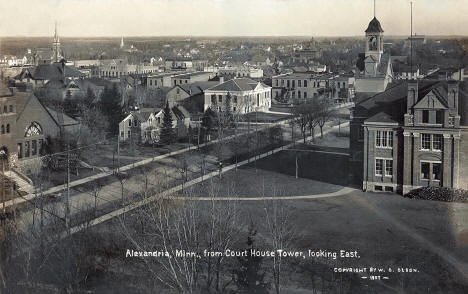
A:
204;78;271;114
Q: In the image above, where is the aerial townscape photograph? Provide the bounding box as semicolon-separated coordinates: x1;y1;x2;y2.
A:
0;0;467;293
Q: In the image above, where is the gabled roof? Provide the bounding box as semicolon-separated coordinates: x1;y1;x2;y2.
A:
46;107;80;126
365;112;399;124
132;108;160;122
365;17;384;33
172;105;190;120
364;55;377;63
356;80;433;124
178;81;218;96
30;63;85;80
356;80;468;126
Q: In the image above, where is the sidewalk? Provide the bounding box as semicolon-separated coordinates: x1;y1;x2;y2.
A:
1;117;297;210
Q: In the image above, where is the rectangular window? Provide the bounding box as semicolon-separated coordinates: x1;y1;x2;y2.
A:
275;80;278;87
376;131;393;148
281;80;284;86
382;131;388;147
433;163;442;180
298;91;301;99
25;141;30;157
375;185;383;191
421;134;431;150
17;143;23;159
134;120;138;127
120;131;124;138
385;160;393;176
298;80;302;87
421;162;430;179
233;96;238;104
218;95;222;103
304;80;308;87
436;110;443;124
304;92;307;98
39;139;44;155
375;159;383;176
432;134;443;151
128;120;132;127
422;110;429;123
211;95;216;104
287;80;290;88
358;127;364;141
292;80;296;88
385;186;394;192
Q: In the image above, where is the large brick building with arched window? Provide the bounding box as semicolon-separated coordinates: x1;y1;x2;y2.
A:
0;83;79;169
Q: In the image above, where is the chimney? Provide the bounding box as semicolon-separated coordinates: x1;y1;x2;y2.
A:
407;80;418;113
219;76;224;84
447;80;459;110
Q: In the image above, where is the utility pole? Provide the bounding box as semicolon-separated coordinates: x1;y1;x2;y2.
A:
1;159;4;215
295;152;298;179
197;121;200;150
255;110;258;173
117;135;120;173
65;144;70;234
410;1;413;79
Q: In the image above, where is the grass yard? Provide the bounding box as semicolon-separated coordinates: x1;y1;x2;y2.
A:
184;165;468;293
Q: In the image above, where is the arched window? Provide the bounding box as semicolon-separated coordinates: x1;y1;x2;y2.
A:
6;124;9;133
25;122;43;137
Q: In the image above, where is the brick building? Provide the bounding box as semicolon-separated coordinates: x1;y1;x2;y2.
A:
0;83;79;168
350;80;468;194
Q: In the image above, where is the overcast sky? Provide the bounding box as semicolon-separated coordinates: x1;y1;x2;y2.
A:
1;0;467;37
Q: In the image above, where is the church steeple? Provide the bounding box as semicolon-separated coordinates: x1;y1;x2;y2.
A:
52;21;62;63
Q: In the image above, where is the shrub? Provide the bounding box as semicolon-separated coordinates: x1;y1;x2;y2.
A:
404;187;468;203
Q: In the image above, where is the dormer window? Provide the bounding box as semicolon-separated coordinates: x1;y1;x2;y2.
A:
436;111;443;124
422;110;429;124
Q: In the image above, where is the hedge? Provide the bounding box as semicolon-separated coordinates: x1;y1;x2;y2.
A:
405;187;468;203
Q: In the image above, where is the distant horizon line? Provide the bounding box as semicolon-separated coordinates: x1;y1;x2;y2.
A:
1;34;468;39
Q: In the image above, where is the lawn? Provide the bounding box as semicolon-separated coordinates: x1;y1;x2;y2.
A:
183;165;468;293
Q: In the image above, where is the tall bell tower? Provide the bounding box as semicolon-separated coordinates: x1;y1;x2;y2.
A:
365;1;384;63
364;1;384;77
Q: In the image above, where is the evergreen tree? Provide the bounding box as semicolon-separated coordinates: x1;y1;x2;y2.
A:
99;84;125;135
84;87;96;107
200;108;214;143
159;102;175;145
233;227;269;294
224;92;234;128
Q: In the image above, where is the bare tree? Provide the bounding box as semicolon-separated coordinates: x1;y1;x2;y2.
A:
263;188;296;294
292;104;309;144
317;98;335;138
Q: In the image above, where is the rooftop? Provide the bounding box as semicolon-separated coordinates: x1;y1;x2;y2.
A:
355;80;468;126
365;17;384;33
206;77;269;92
